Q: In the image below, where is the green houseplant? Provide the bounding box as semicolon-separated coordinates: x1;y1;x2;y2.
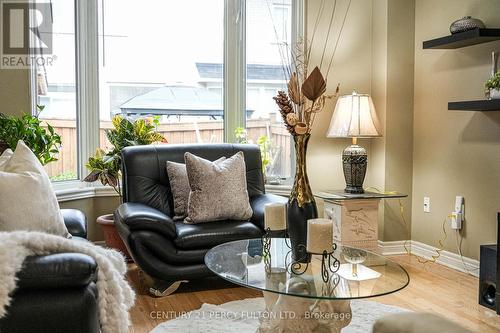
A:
84;115;166;256
235;127;271;178
485;71;500;99
0;106;61;164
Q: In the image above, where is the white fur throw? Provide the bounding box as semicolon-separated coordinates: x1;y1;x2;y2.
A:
0;231;135;333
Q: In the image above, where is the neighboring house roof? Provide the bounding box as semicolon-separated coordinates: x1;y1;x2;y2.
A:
119;85;253;117
196;62;286;81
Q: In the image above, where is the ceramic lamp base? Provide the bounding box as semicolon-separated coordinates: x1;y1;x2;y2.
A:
342;144;367;194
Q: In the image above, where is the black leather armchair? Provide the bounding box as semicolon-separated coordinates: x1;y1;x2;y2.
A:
115;144;287;295
0;209;100;333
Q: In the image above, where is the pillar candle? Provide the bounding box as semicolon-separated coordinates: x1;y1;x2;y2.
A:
264;203;287;231
306;218;333;253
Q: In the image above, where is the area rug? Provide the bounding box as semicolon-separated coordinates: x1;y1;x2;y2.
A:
150;297;409;333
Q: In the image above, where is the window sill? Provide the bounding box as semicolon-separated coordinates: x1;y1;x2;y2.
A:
54;182;119;202
54;182;290;202
265;184;291;196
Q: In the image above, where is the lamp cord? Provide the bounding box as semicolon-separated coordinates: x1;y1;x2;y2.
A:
365;187;447;264
455;230;480;275
367;187;479;275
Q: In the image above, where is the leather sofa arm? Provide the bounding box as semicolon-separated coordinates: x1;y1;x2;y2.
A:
16;253;97;291
62;209;87;238
249;193;288;229
115;202;177;239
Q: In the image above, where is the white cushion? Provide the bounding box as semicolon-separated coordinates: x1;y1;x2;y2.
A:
0;141;69;237
0;149;13;170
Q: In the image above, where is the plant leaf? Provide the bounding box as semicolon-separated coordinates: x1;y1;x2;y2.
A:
104;173;119;188
301;66;326;102
83;170;101;183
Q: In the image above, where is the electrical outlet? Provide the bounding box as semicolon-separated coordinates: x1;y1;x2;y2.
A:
423;197;430;213
451;212;462;229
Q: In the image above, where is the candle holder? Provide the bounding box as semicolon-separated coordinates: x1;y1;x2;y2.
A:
287;243;340;283
262;228;272;273
262;228;289;274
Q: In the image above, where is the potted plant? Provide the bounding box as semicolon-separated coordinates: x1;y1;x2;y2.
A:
0;106;61;162
84;115;166;257
485;71;500;99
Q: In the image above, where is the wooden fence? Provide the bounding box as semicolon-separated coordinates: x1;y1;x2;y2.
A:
43;119;292;180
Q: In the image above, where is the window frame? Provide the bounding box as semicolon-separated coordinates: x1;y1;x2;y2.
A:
29;0;304;193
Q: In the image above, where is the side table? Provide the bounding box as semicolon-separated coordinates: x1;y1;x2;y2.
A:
315;190;407;251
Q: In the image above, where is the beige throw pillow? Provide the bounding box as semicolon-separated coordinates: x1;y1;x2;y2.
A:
166;157;225;221
184;151;253;223
0;141;70;237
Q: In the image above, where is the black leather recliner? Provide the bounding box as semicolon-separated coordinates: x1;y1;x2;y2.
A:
115;143;287;294
0;209;100;333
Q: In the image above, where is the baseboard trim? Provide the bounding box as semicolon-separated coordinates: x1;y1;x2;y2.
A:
93;240;106;247
378;240;479;277
378;240;408;255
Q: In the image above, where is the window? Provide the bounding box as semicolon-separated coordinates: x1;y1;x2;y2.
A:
34;0;78;181
246;0;293;183
98;0;224;150
30;0;301;187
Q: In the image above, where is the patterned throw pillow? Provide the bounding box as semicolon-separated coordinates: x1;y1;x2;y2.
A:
184;151;253;224
166;157;225;221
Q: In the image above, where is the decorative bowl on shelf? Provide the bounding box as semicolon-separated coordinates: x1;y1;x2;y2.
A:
450;16;485;34
489;89;500;100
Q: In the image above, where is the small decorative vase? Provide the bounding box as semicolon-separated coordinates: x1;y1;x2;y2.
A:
450;16;485;34
287;134;317;262
490;89;500;100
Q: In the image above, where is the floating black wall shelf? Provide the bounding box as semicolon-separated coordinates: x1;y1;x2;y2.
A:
423;28;500;49
448;99;500;111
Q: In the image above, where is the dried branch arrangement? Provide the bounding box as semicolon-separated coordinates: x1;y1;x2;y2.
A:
271;0;351;136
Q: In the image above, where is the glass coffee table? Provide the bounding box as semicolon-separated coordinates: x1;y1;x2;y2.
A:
205;238;409;333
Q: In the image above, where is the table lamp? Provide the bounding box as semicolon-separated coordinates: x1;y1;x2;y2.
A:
326;91;381;194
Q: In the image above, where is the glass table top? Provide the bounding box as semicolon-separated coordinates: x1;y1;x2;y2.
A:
205;238;409;300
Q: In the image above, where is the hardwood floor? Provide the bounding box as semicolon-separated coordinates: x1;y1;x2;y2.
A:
128;255;500;333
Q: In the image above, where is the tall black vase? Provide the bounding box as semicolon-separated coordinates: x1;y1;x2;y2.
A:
287;134;317;262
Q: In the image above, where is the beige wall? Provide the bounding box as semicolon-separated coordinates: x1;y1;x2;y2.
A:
307;0;415;243
382;0;415;241
0;68;30;116
60;196;120;242
412;0;500;259
306;0;374;193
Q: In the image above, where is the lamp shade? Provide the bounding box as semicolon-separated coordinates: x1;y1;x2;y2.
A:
326;91;381;138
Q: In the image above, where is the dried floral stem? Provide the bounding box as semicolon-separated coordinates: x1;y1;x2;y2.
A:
319;0;337;71
306;0;326;66
265;0;299;85
269;1;350;137
326;0;352;79
309;84;340;130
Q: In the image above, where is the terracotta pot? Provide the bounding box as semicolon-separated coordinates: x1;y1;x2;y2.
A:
96;214;131;260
